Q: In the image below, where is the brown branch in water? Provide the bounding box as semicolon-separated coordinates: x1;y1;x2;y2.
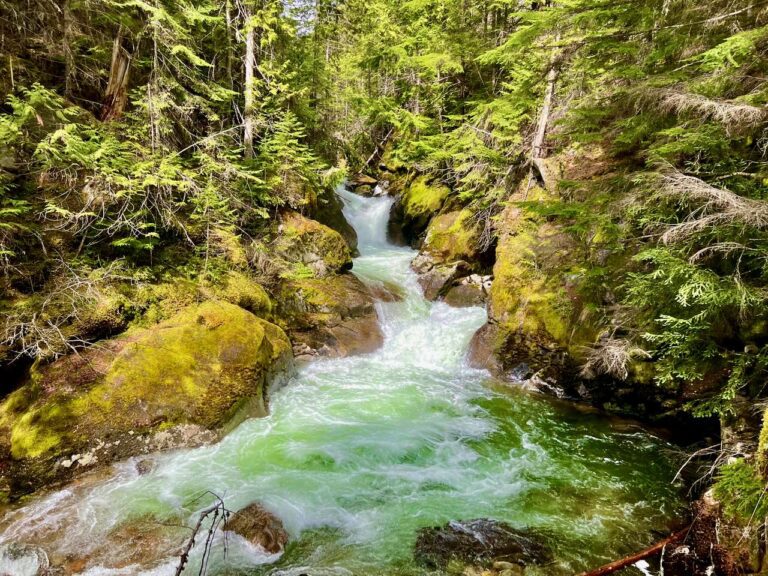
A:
576;527;689;576
175;493;231;576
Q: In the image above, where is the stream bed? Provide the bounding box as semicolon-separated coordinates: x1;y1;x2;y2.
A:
0;188;684;575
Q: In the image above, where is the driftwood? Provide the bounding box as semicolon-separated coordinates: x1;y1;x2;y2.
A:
576;527;689;576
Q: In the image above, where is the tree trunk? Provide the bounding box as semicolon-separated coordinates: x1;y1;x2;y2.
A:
243;14;256;159
100;31;131;121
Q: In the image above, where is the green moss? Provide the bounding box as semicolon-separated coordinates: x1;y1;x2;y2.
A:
424;210;479;263
216;271;272;315
402;176;449;218
276;212;352;274
1;301;292;461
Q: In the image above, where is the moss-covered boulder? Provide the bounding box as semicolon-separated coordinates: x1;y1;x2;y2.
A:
422;210;482;264
310;186;358;255
275;212;352;276
469;199;596;382
388;176;450;247
214;271;273;316
0;301;292;497
276;274;383;359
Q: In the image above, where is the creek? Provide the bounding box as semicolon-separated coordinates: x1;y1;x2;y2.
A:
0;188;684;575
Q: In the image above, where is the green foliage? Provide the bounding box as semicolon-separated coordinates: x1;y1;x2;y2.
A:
714;459;768;521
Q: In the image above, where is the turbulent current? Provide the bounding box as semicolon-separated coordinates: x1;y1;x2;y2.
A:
0;188;683;575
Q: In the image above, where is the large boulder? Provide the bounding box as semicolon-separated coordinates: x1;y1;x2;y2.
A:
275;212;352;277
310;187;358;255
468;197;595;382
277;274;383;359
421;209;483;264
224;503;289;554
414;519;552;570
387;176;450;247
0;301;293;498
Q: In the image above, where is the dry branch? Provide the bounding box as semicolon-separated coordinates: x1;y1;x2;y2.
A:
656;171;768;244
636;89;767;134
576;527;689;576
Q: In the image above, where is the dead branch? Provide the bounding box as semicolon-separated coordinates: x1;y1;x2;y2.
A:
175;493;230;576
655;171;768;244
636;89;767;134
576;527;689;576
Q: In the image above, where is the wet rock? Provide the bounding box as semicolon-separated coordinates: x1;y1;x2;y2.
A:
0;301;293;497
224;503;289;554
417;260;470;301
135;459;154;475
468;323;503;376
311;187;358;255
444;283;486;308
349;174;377;189
277;274;384;358
0;543;49;576
413;519;552;569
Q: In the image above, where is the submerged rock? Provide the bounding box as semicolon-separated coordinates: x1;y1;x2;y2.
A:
224;503;289;554
0;543;49;576
413;519;552;569
0;301;293;497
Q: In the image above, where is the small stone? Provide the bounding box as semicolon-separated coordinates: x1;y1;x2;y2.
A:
61;459;73;468
136;459;154;475
78;453;96;467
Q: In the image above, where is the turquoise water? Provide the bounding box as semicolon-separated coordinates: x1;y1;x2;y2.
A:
0;189;683;575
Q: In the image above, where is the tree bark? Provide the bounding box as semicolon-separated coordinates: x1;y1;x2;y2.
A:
100;31;131;121
576;527;689;576
243;9;256;159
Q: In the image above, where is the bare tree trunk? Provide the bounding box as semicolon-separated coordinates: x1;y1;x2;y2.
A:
62;0;74;97
243;10;256;159
529;30;560;192
101;31;131;121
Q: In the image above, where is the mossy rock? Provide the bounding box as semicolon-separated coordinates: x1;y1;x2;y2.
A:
388;176;450;247
478;201;597;381
275;274;383;358
422;210;480;264
310;186;358;255
0;301;293;497
214;271;273;316
275;212;352;276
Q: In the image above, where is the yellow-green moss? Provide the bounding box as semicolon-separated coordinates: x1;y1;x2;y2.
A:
402;176;449;218
1;301;292;460
276;212;352;274
490;221;571;350
423;210;479;263
216;271;272;315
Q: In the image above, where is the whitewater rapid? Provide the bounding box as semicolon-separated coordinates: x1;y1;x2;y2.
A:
0;187;683;576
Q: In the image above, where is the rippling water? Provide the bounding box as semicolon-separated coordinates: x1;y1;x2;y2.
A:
0;188;683;575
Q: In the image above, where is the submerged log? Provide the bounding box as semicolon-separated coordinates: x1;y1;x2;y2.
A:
576;527;690;576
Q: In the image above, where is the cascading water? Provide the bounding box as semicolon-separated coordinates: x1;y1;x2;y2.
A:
0;187;683;575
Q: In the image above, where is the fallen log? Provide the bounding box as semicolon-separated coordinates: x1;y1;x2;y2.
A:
576;527;690;576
